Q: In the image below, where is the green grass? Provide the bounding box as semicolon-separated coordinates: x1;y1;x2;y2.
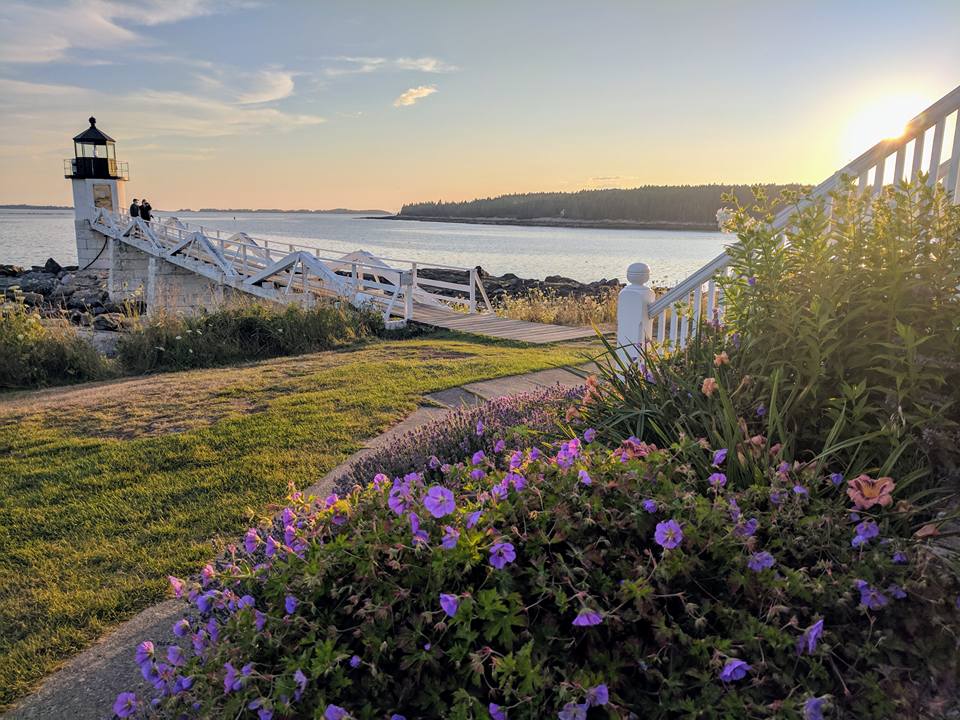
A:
0;333;592;708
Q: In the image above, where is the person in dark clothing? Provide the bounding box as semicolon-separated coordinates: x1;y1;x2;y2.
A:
140;199;152;222
129;199;140;218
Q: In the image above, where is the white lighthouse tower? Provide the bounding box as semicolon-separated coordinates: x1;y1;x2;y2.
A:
64;117;128;271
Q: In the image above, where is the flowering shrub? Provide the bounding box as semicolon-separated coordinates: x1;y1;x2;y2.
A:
116;300;382;374
118;432;959;718
339;386;583;493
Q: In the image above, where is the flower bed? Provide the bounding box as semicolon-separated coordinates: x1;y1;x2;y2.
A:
118;431;959;718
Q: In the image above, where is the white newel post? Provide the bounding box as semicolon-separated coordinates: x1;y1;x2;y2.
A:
617;262;655;363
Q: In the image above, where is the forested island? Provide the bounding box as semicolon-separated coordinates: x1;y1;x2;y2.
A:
390;184;803;231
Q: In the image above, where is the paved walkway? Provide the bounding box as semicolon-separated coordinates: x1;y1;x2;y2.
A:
5;366;585;720
412;304;604;343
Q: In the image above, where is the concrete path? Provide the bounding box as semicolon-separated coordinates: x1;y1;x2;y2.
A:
5;366;585;720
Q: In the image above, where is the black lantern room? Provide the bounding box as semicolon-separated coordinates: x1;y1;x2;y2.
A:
64;117;129;180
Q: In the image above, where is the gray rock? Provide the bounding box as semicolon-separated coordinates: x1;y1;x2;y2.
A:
20;292;45;306
92;313;124;331
18;272;58;296
0;263;24;276
43;258;62;274
67;290;108;310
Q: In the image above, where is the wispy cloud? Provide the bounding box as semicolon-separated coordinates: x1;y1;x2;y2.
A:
0;0;246;64
393;85;438;108
235;69;296;104
325;56;458;77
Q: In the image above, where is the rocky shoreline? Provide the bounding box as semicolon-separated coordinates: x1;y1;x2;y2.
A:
1;259;139;331
415;267;622;303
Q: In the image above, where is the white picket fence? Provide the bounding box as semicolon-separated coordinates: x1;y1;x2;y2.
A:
617;82;960;356
88;210;492;325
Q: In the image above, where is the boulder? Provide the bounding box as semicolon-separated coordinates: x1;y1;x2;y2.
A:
20;292;45;306
0;264;24;277
18;272;58;296
66;289;108;310
92;313;124;331
43;258;63;274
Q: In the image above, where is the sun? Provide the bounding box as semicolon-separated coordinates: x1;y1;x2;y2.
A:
840;92;931;161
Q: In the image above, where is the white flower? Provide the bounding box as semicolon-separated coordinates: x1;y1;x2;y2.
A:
174;335;182;340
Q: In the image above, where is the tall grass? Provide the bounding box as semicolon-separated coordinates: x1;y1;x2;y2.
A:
494;287;618;326
0;297;114;389
117;299;384;374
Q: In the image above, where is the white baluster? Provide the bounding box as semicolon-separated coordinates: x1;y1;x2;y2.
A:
893;146;906;187
873;153;886;194
928;117;946;187
616;262;655;362
949;111;960;203
657;309;666;344
910;131;926;182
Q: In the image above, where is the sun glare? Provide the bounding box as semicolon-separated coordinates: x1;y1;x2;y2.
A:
840;92;931;160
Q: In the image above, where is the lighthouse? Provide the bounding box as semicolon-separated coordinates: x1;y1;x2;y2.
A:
64;117;129;270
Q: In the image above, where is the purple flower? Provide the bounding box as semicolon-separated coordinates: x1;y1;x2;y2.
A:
578;469;592;486
507;472;526;491
238;594;255;610
892;551;908;564
349;655;361;668
747;551;775;572
223;662;241;693
325;705;350;720
583;428;597;443
489;542;516;569
586;684;609;706
792;484;808;496
756;404;767;417
244;528;259;554
719;658;751;682
285;595;298;615
654;519;683;549
391;716;407;720
135;641;154;667
472;450;486;465
488;703;507;720
471;468;487;482
494;439;506;453
265;536;278;558
113;692;137;718
642;499;658;513
172;618;190;638
255;610;267;631
734;517;759;537
829;472;844;486
852;520;880;548
476;419;485;436
442;525;460;549
168;575;185;598
293;669;307;700
558;703;588;720
855;580;889;610
803;696;827;720
888;584;907;600
770;490;786;506
388;487;408;516
490;480;508;500
423;485;456;518
166;645;185;667
466;510;482;529
572;609;603;627
708;472;727;488
747;276;756;286
712;448;727;466
409;512;429;545
529;447;541;461
440;593;459;618
797;618;824;655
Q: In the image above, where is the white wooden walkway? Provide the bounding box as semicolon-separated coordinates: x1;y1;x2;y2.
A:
87;210;600;343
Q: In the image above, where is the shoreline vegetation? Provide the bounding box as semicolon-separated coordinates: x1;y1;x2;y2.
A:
389;183;803;231
0;205;390;215
366;213;719;231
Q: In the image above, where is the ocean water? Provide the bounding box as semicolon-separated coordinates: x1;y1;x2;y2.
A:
0;209;730;285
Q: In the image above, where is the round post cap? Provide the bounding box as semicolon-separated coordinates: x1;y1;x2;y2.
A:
626;262;650;285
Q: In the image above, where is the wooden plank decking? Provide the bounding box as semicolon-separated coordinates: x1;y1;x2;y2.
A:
411;303;603;343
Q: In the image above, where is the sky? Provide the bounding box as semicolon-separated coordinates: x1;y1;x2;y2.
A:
0;0;958;212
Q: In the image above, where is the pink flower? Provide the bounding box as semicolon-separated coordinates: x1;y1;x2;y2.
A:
701;377;719;397
846;474;895;510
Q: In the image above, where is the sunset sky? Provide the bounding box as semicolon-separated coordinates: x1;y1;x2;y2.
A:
1;0;958;212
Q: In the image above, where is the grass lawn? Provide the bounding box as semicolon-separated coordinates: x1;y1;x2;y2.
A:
0;333;592;709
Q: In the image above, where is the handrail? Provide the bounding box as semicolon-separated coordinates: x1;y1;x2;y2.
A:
649;84;960;320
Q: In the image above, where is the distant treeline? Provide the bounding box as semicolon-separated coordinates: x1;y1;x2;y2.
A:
399;185;804;224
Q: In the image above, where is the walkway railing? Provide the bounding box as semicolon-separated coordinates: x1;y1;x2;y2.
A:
89;210;493;324
618;82;960;356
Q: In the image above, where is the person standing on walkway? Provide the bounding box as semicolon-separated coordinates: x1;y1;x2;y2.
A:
129;198;140;218
140;199;152;222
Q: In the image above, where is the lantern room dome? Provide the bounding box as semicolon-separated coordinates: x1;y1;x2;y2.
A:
73;117;115;144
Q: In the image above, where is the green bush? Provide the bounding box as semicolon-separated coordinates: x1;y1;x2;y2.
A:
125;432;958;719
116;300;383;374
0;298;113;389
579;179;960;486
